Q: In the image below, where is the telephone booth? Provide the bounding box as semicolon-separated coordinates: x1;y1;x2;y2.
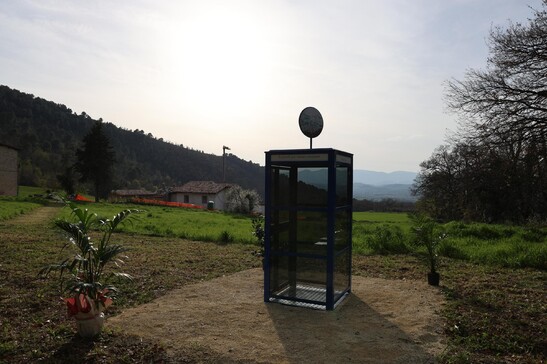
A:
264;148;353;310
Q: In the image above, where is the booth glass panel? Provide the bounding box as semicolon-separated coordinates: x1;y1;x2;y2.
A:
297;257;327;287
295;211;328;256
334;249;351;299
270;210;290;252
336;167;349;206
334;209;351;251
297;168;328;207
269;255;290;296
271;167;290;207
270;256;327;304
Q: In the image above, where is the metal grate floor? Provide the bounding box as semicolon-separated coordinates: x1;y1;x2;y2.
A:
270;284;348;310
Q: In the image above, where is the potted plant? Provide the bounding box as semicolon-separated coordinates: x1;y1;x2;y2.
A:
410;214;446;286
40;201;141;338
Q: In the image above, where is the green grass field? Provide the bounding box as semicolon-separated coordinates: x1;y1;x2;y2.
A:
56;202;257;245
0;200;42;221
353;211;411;225
4;191;546;270
352;212;547;270
50;203;547;270
0;186;47;220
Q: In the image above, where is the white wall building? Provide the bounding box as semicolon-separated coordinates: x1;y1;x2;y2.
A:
169;181;234;210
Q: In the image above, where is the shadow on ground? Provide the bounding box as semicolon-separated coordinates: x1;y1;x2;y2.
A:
266;293;437;363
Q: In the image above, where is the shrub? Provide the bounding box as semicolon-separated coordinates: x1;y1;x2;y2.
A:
251;215;265;257
520;228;546;242
366;225;409;254
464;225;503;240
438;239;468;260
520;246;547;270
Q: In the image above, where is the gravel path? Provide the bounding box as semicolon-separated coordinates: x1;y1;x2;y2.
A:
110;268;446;363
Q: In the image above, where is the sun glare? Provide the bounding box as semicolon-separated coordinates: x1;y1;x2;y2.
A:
160;5;274;119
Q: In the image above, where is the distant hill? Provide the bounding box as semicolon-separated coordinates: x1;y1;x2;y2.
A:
0;85;264;195
352;171;417;201
353;183;417;202
296;168;417;202
353;170;417;185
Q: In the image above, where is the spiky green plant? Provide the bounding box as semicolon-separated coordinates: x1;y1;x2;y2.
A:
40;201;141;303
409;213;446;274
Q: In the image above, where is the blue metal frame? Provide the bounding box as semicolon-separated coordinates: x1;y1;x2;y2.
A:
264;148;353;310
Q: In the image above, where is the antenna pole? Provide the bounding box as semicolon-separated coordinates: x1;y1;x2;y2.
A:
223;145;231;182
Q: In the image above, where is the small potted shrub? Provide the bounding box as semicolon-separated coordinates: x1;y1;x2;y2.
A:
410;214;446;286
40;201;141;338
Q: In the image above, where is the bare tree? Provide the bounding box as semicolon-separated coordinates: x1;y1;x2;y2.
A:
414;2;547;223
446;2;547;145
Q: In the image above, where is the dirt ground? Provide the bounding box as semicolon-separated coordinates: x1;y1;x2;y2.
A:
109;268;446;363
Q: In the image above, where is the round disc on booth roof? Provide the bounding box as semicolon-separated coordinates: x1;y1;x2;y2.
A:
299;107;323;138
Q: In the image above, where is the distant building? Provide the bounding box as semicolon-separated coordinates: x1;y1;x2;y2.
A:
0;143;18;196
108;189;157;202
169;181;234;210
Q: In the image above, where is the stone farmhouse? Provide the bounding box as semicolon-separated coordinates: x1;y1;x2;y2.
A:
0;143;18;196
168;181;233;210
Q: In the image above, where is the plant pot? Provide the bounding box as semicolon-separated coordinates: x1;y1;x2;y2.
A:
76;312;105;338
427;272;440;286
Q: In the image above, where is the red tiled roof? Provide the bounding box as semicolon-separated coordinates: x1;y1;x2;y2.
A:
110;189;156;196
171;181;234;194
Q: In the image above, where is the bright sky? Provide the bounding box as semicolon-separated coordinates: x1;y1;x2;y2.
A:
0;0;542;172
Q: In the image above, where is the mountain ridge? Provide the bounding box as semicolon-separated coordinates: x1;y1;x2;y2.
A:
353;170;417;186
353;182;417;202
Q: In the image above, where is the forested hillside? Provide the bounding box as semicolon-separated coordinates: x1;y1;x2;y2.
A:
0;85;264;195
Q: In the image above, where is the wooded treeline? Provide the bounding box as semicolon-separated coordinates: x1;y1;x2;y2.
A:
0;85;264;196
413;3;547;224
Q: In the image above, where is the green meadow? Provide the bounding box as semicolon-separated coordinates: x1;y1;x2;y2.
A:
0;200;41;221
353;212;546;270
51;203;547;270
3;189;545;270
0;187;46;220
56;202;257;244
